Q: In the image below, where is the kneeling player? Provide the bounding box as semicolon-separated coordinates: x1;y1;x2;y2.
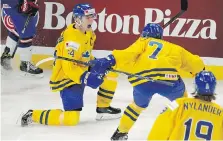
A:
148;70;223;140
20;3;120;127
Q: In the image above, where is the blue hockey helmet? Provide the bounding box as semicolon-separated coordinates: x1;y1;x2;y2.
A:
141;23;163;39
73;3;96;20
194;71;217;95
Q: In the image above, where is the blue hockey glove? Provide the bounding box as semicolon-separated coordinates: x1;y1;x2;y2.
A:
89;54;116;74
81;71;104;89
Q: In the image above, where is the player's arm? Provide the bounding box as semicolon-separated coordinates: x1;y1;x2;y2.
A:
1;0;19;7
89;37;145;74
60;30;103;89
112;37;145;69
180;47;205;75
61;35;84;84
148;100;181;140
1;0;16;3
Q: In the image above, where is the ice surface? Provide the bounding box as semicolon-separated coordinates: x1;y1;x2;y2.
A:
1;70;223;140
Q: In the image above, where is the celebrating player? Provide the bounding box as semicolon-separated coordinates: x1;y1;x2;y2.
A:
89;23;205;140
20;3;120;127
1;0;43;77
148;70;223;140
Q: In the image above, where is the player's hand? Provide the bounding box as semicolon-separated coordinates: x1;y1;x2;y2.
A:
81;71;104;89
18;1;39;16
89;55;116;74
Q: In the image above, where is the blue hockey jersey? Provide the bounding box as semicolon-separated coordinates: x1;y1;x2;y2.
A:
1;0;38;38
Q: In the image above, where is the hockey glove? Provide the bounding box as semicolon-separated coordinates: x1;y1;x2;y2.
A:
81;71;104;89
89;54;116;74
18;0;39;16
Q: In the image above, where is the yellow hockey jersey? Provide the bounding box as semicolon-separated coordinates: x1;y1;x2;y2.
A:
148;98;223;140
112;37;205;86
50;24;96;92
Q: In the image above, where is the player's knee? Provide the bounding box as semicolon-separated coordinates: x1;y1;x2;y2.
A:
100;73;118;89
6;33;19;50
133;100;149;109
63;111;80;126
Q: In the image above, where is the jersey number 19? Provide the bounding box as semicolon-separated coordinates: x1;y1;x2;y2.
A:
184;118;213;140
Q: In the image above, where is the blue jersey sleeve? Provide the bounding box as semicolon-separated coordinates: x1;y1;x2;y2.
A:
1;0;19;7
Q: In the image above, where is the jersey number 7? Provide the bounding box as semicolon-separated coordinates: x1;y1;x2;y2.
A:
148;41;163;59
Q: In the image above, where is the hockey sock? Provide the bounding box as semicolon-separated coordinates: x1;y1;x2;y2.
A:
5;33;19;55
97;72;118;107
32;109;80;126
18;38;33;62
118;103;144;133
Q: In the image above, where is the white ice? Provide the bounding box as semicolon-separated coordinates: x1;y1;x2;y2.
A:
1;70;223;140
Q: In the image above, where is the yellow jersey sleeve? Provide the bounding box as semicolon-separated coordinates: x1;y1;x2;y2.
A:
180;48;205;75
60;29;85;84
148;100;181;140
112;38;146;70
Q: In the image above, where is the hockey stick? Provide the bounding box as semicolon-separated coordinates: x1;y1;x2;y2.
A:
22;16;31;34
11;15;31;58
36;56;174;86
162;0;188;28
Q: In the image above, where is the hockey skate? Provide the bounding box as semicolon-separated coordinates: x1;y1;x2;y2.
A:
20;61;44;78
21;110;33;127
1;47;13;71
96;106;121;121
111;128;128;141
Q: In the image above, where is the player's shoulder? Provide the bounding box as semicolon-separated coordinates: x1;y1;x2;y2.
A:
86;29;95;36
152;38;183;48
62;24;82;50
175;97;197;104
64;24;81;36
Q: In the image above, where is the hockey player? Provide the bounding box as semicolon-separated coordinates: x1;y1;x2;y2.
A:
148;70;223;140
89;23;205;140
20;3;120;127
1;0;43;76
